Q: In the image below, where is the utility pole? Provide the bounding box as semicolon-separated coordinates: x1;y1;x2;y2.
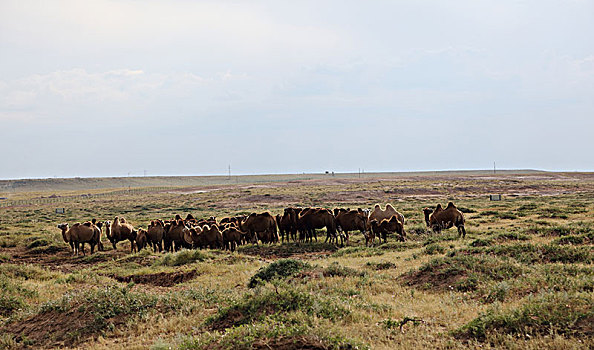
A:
494;162;496;174
228;164;231;180
143;170;147;177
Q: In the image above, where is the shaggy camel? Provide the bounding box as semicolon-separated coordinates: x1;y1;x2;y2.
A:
192;225;223;249
368;204;405;228
147;220;165;252
108;216;137;252
240;212;277;244
298;208;340;245
57;222;100;256
370;215;405;244
335;209;367;245
135;228;148;251
423;202;466;238
91;219;105;251
163;220;192;252
222;227;244;252
276;211;296;243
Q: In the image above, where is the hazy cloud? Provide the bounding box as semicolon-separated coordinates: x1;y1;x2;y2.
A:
0;0;593;178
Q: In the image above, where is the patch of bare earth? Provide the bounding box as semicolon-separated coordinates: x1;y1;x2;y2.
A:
399;266;467;292
7;247;125;273
111;269;198;287
1;308;126;349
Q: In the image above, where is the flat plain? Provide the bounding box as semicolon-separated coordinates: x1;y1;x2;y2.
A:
0;171;592;349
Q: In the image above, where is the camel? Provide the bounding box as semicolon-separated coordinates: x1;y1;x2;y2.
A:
276;211;296;243
192;225;223;249
222;227;244;252
108;216;137;252
297;208;340;245
239;212;278;244
57;222;100;256
135;228;148;251
147;220;165;252
163;220;192;252
335;209;367;245
91;219;105;251
423;202;466;238
370;215;405;244
368;204;405;229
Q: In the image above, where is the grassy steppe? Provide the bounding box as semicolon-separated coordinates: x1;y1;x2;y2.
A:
0;172;592;349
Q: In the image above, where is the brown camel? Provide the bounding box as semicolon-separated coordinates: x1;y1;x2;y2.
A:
192;225;223;249
297;208;340;245
335;209;367;245
108;216;137;252
147;220;165;252
57;222;100;256
222;227;244;252
135;228;148;251
276;211;296;243
163;220;191;252
368;204;405;229
423;202;466;238
371;215;406;244
240;212;278;244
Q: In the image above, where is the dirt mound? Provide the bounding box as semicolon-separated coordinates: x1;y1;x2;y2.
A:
208;308;247;331
112;270;197;287
2;308;124;349
400;267;467;292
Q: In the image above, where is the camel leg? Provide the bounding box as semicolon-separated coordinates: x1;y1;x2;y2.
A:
458;225;467;238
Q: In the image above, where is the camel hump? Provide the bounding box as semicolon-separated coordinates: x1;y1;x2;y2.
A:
435;204;443;210
120;217;127;223
374;204;380;209
72;223;81;227
446;202;456;209
83;222;92;227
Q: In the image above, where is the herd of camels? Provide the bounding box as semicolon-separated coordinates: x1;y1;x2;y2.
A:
57;202;466;256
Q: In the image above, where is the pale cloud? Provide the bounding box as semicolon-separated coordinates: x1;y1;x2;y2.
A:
0;0;593;178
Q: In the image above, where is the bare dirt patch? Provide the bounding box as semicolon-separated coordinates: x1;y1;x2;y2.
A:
6;247;124;273
111;269;198;287
1;308;124;349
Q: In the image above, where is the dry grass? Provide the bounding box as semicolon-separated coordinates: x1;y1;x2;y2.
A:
0;171;593;349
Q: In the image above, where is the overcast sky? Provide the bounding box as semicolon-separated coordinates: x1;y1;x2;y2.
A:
1;0;593;179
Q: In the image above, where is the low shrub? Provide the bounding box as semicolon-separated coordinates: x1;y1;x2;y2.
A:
455;292;594;340
183;316;366;350
424;243;446;255
206;288;349;331
248;259;311;288
456;244;593;264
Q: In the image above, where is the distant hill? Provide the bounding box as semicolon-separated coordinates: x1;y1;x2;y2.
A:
0;170;548;193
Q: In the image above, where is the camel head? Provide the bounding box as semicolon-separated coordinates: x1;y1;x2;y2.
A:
57;223;69;242
422;208;433;227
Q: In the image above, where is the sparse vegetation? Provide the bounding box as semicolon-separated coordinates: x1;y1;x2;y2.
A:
0;172;592;349
455;292;593;340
